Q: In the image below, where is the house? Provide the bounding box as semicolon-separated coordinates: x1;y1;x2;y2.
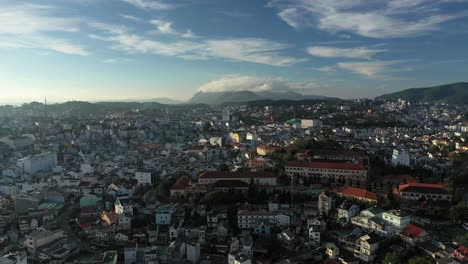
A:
399;224;429;245
308;218;321;245
155;204;181;225
337;187;378;204
255;221;272;235
23;229;65;254
354;233;381;262
318;192;334;216
381;210;410;232
398;183;453;201
337;203;359;224
451;246;468;263
170;176;192;197
324;242;339;259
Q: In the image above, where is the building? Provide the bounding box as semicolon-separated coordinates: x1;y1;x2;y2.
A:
318;192;334;216
354;233;381;262
286;161;367;185
256;145;282;156
155;204;181;225
23;229;65;254
399;224;428;245
0;136;34;151
301;119;322;129
337;187;378;204
14;193;40;215
135;171;152;185
381;210;410;232
308;218;321;245
237;210;290;229
392;149;411;167
222;110;231;122
186;242;200;264
0;251;27;264
228;251;252;264
198;171;276;186
102;250;118;264
17;152;56;175
170;176;192;197
398;183;453;201
452;246;468;263
337;203;359;224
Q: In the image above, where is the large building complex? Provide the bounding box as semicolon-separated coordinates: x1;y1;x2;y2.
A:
285;161;367;185
16;152;56;176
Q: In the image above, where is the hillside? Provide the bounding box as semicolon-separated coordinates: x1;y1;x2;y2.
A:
187;90;332;104
378;82;468;104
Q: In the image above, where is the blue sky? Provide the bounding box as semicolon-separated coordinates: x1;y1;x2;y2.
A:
0;0;467;103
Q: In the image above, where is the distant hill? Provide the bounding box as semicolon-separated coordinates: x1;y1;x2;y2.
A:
99;97;183;104
187;90;332;104
378;82;468;104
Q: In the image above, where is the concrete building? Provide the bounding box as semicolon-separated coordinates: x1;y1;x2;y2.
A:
286;161;367;185
198;171;277;186
318;192;334;216
398;183;453;201
392;149;411;167
135;171;152;185
23;229;65;254
17;152;56;176
381;210;410;232
238;210;290;229
308;218;321;245
301;119;322;129
155;204;180;225
354;233;381;262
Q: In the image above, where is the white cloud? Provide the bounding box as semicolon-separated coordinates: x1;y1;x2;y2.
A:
0;4;89;55
307;46;387;59
121;0;173;10
91;24;305;66
198;75;321;93
336;60;403;79
88;22;129;35
120;14;142;22
268;0;466;38
150;19;195;38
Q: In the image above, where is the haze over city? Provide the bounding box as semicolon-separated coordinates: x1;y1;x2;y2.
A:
1;0;468;104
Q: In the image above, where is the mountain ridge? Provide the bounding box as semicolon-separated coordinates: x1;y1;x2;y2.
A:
377;82;468;104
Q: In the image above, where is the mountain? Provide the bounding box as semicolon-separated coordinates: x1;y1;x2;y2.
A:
99;98;183;104
378;82;468;104
187;90;332;104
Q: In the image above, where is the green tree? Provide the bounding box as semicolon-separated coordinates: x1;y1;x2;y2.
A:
449;201;468;223
383;252;404;264
408;256;434;264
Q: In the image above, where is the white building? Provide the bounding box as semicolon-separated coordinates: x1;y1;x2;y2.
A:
237;210;290;229
17;152;56;176
381;210;410;232
391;149;410;167
186;242;200;264
308;218;321;245
301;119;322;129
135;171;152;185
23;229;65;254
155;204;180;225
222;110;231;122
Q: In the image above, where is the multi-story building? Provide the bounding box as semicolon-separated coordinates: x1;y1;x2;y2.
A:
155;204;181;225
17;152;56;176
198;171;276;186
237;210;290;229
318;192;334;216
23;229;65;254
285;161;367;185
398;183;453;201
337;203;359;224
308;218;321;245
381;210;410;232
135;171;152;185
301;119;322;129
354;233;381;262
392;149;411;167
256;145;282;156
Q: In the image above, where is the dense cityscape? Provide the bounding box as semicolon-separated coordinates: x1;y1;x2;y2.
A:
0;98;466;264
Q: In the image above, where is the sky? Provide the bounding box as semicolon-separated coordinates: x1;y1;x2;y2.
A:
0;0;467;104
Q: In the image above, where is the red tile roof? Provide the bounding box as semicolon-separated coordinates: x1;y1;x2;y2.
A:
287;161;366;171
339;187;377;201
383;174;417;184
400;224;425;239
171;176;191;190
199;171;275;179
